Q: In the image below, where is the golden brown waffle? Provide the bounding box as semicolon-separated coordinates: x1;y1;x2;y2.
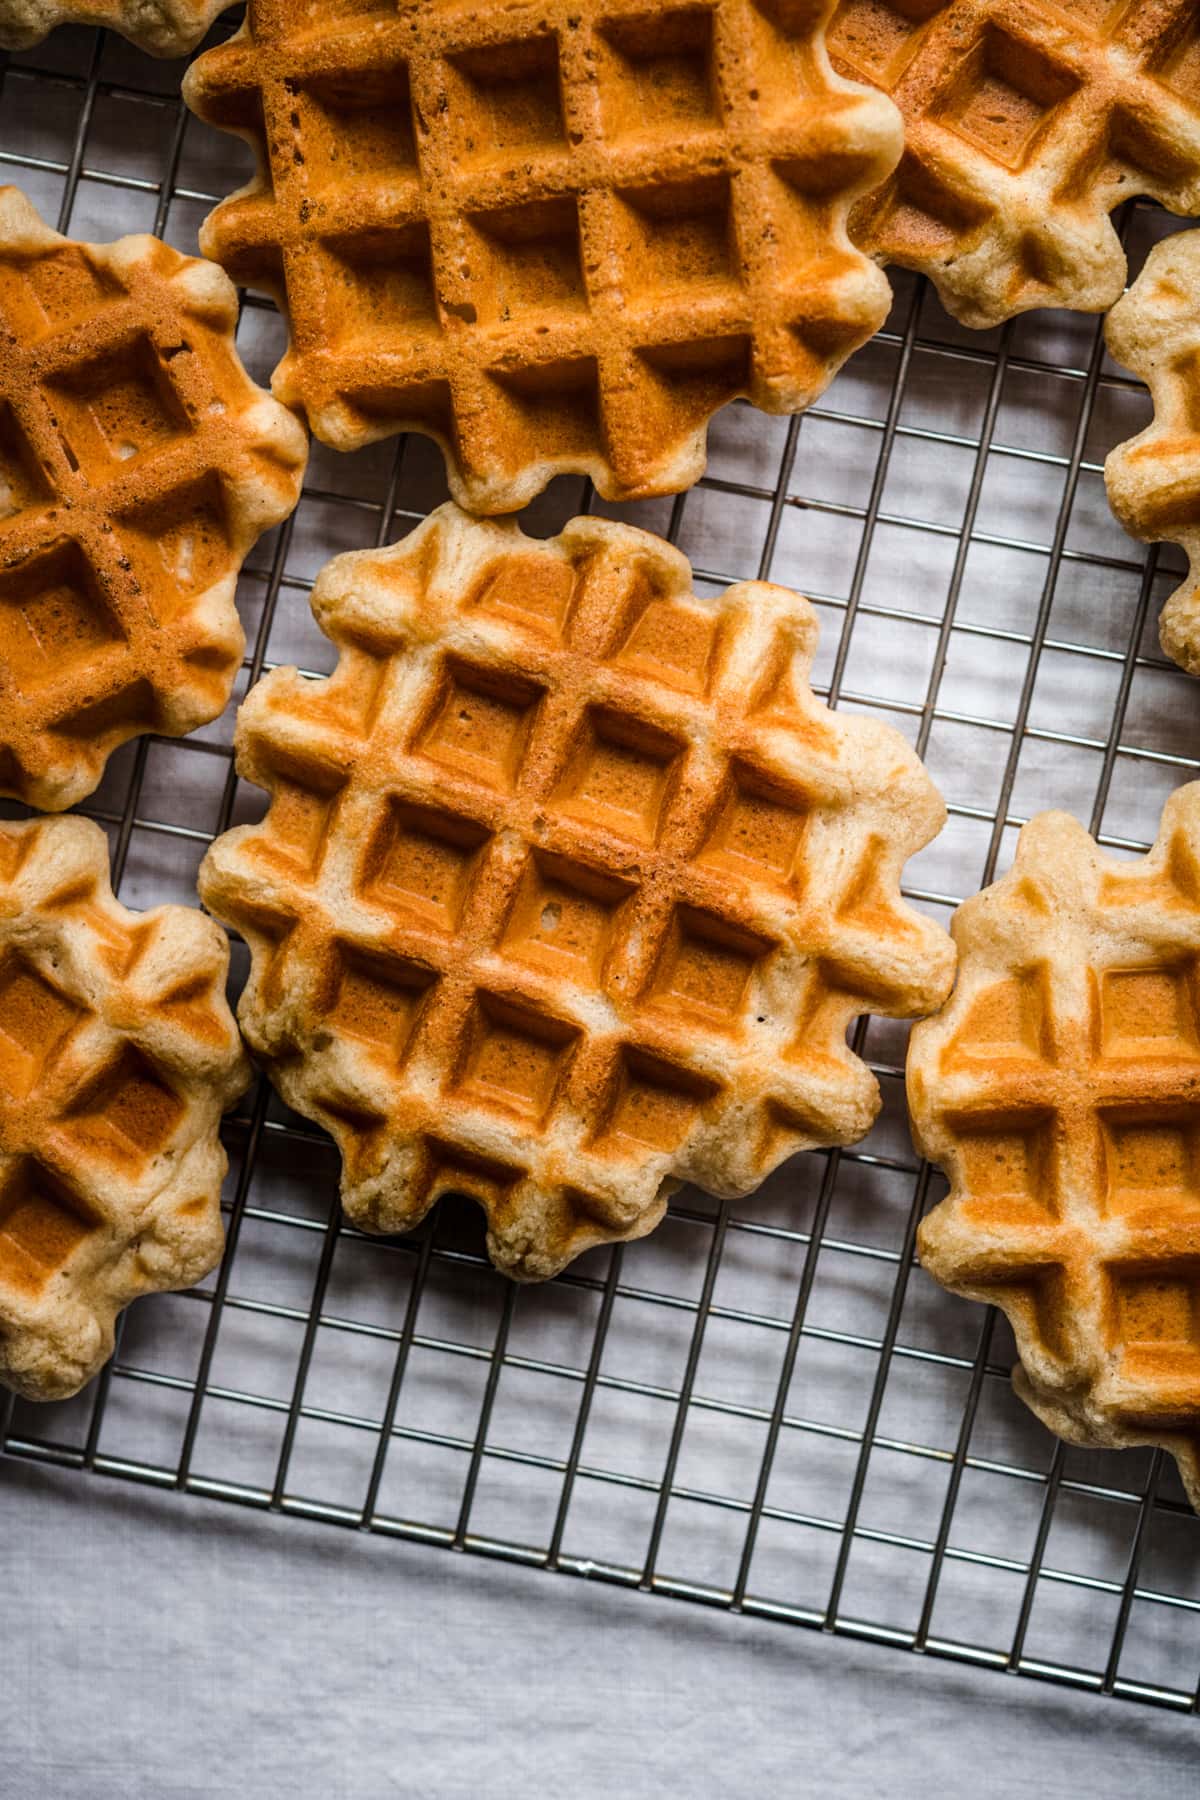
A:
828;0;1200;328
0;0;227;55
199;503;954;1281
909;791;1200;1509
182;0;902;513
1106;230;1200;678
0;186;308;813
0;815;249;1402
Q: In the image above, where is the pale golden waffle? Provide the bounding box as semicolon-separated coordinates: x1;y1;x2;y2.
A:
0;186;308;813
0;0;228;56
199;503;954;1281
0;815;249;1402
828;0;1200;328
1106;230;1200;678
909;791;1200;1509
182;0;902;514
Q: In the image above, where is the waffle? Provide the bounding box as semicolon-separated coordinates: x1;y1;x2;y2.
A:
828;0;1200;328
0;815;249;1402
199;503;954;1281
909;791;1200;1509
182;0;902;514
0;186;308;813
0;0;228;56
1106;230;1200;678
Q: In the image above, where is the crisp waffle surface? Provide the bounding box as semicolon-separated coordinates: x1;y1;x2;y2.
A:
0;186;308;813
909;790;1200;1509
0;0;227;56
199;504;954;1280
827;0;1200;327
0;815;249;1402
183;0;902;513
1106;230;1200;678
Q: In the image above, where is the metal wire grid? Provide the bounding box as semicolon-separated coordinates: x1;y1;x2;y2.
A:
0;14;1198;1719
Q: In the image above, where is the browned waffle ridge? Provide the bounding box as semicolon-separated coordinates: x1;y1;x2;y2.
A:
909;791;1200;1510
199;503;954;1281
0;0;228;55
183;0;903;513
1106;230;1200;678
828;0;1200;328
0;186;308;813
0;814;250;1402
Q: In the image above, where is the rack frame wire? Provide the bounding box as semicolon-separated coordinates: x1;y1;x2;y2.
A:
0;14;1198;1719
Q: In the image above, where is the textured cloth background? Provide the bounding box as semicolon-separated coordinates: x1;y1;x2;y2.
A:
1;1458;1194;1799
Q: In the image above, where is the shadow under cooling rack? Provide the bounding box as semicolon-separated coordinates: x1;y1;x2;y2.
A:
0;17;1199;1719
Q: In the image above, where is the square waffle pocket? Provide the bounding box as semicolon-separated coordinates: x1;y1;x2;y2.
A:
909;789;1200;1511
199;503;954;1282
183;0;902;512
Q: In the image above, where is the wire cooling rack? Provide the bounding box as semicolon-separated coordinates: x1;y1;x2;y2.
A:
1;14;1199;1719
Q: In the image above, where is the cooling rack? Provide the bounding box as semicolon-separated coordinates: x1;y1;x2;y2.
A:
1;16;1198;1719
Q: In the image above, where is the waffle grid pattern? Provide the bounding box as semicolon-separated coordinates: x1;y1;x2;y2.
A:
912;795;1200;1511
0;187;307;812
0;816;248;1400
1106;230;1200;679
183;0;901;511
829;0;1200;327
200;508;951;1279
3;17;1200;1719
